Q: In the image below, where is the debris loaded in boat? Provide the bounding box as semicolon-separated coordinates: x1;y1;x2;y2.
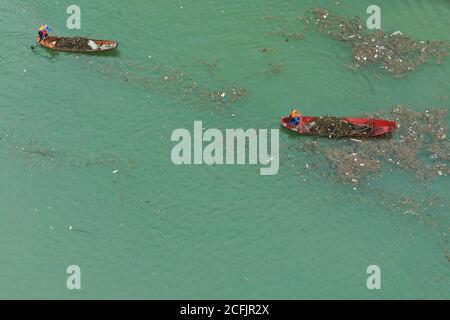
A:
38;36;118;52
308;117;371;138
55;37;90;50
300;7;450;77
56;37;117;51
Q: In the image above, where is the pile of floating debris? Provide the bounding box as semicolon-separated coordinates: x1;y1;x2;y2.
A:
301;8;450;77
206;87;249;104
325;147;381;185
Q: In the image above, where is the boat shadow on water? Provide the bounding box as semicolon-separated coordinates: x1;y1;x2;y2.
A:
30;44;60;62
81;49;121;58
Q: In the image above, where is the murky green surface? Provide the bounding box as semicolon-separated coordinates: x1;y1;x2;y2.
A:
0;0;449;299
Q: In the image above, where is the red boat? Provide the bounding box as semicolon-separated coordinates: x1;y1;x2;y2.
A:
280;116;397;138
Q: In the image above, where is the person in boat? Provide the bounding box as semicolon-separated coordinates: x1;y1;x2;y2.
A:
289;109;301;127
288;109;312;133
37;25;51;42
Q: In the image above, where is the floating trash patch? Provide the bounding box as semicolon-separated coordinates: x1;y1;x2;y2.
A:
264;62;283;77
74;55;249;109
301;8;450;78
0;133;137;173
373;187;449;262
263;15;305;42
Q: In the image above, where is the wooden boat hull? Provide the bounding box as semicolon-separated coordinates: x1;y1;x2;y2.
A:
280;116;397;137
37;36;118;52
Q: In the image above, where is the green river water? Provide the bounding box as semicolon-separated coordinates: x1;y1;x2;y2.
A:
0;0;449;299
